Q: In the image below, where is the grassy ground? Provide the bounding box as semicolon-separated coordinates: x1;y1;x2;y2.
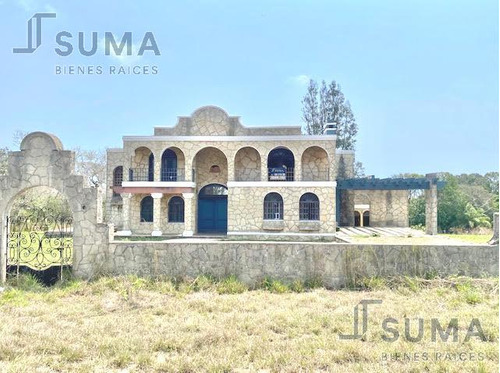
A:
441;234;492;244
0;275;497;372
349;234;493;245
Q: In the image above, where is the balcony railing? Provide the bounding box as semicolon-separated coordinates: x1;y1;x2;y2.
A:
161;168;185;181
268;167;294;182
129;168;154;182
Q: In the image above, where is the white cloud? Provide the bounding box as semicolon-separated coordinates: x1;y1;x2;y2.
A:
16;0;56;13
288;74;311;87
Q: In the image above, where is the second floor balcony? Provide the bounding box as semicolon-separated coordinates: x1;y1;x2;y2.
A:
128;168;185;182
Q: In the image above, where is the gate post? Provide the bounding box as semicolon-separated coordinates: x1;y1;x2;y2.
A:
425;177;438;235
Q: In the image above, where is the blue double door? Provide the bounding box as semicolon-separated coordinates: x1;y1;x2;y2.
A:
198;197;228;234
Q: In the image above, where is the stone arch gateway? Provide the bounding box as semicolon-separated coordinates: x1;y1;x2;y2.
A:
0;132;110;283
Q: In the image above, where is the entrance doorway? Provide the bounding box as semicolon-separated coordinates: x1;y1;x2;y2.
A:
197;184;228;234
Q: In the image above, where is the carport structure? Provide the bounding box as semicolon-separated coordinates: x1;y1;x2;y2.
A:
336;174;445;235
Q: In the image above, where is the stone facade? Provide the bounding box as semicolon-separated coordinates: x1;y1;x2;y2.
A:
353;190;409;227
107;106;341;238
228;186;336;234
104;241;499;288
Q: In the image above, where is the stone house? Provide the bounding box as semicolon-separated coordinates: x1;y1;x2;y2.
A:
106;106;411;239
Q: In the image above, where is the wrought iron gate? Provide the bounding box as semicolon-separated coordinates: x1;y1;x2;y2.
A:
7;211;73;272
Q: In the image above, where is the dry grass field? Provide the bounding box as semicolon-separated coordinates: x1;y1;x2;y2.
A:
0;274;498;372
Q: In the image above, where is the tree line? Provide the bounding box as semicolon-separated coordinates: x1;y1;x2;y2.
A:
403;172;499;232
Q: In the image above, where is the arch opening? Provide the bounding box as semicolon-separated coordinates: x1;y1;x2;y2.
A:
197;184;228;234
168;196;185;222
234;147;261;181
131;147;154;182
264;192;284;220
301;146;329;181
299;193;320;221
354;211;361;227
140;196;154;222
6;186;73;285
193;147;228;187
363;211;370;227
161;148;185;181
267;147;294;181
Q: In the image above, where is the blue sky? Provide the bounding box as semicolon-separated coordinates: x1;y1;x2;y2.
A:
0;0;498;177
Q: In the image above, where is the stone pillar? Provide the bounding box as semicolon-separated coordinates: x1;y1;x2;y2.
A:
340;190;355;227
151;193;163;236
261;152;269;182
154;153;161;181
489;213;499;245
185;157;193;181
182;192;195;236
425;180;438;235
227;159;235;182
294;152;301;181
117;193;132;235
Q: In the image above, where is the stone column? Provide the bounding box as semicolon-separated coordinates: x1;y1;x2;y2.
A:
154;153;161;181
425;181;438;235
261;153;268;182
294;152;301;181
118;193;132;236
185;157;193;181
151;193;163;236
182;192;195;236
227;159;235;182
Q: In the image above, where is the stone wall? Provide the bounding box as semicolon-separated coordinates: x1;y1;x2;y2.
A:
354;190;409;227
228;186;336;234
103;241;499;288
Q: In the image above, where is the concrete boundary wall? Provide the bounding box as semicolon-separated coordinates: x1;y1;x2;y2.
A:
103;241;499;288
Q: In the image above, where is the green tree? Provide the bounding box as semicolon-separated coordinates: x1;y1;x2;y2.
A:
438;174;469;232
301;79;359;150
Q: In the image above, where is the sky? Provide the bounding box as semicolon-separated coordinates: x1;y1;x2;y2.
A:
0;0;498;177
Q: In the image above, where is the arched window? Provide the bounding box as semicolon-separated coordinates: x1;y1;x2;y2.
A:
161;149;178;181
199;184;228;196
168;196;184;222
267;147;295;181
354;211;361;226
264;193;283;220
113;166;123;186
363;211;370;227
299;193;320;221
140;196;153;222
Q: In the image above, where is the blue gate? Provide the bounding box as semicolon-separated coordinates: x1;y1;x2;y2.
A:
197;184;228;234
